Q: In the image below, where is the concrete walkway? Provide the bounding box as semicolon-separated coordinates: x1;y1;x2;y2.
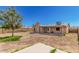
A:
16;43;66;53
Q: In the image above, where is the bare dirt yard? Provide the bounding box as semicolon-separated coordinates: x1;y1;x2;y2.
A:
29;33;79;53
0;32;79;53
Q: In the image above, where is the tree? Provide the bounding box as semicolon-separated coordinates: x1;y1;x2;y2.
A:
1;24;5;33
56;21;62;25
0;7;22;36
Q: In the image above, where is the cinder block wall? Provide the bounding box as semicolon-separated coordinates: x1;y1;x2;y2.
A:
69;28;78;33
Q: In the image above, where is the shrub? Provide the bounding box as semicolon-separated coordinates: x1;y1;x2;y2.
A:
50;48;56;53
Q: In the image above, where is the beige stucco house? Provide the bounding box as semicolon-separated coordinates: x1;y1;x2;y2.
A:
33;22;69;35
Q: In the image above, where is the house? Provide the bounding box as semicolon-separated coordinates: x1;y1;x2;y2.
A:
33;22;69;35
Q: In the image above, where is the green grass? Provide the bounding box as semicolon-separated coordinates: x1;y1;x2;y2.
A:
0;36;22;42
50;48;57;53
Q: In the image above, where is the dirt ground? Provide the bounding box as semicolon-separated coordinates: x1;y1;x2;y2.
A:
0;32;79;53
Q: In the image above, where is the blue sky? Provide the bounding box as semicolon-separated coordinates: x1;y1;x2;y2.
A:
0;6;79;27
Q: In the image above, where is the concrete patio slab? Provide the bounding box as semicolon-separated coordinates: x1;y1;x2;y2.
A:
16;43;66;53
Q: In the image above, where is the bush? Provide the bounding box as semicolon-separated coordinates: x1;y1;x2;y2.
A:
50;48;56;53
0;36;22;42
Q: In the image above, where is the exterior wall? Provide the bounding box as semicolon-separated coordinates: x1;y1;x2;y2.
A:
69;27;78;33
48;27;52;33
53;27;62;34
61;26;69;34
39;27;44;33
34;27;40;33
33;23;69;34
34;23;40;33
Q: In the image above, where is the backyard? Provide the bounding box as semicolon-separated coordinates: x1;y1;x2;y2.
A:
0;32;78;53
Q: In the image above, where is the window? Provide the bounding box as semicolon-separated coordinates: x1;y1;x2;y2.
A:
56;27;60;31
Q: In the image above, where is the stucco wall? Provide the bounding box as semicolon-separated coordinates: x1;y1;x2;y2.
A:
33;23;69;34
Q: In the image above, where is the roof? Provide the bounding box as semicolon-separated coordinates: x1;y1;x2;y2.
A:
40;24;68;27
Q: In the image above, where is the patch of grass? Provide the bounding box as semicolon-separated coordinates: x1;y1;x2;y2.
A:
0;36;22;42
50;48;57;53
59;48;71;53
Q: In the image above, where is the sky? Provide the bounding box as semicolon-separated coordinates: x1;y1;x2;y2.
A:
0;6;79;27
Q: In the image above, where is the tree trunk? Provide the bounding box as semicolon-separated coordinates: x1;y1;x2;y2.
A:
12;29;14;37
12;26;14;37
2;28;4;34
